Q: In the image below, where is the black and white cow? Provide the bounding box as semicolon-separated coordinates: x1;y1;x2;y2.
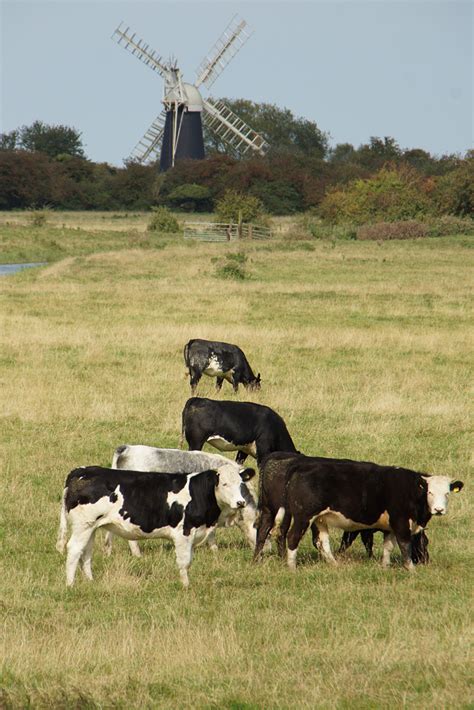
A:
282;459;463;571
255;452;430;563
181;397;297;464
59;463;255;588
184;339;261;394
104;445;260;555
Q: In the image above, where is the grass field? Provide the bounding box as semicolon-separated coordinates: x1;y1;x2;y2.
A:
1;214;473;708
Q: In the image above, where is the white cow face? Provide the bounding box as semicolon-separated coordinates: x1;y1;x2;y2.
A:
423;476;464;515
214;464;256;510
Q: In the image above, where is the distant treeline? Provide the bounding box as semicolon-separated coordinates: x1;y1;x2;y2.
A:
0;110;472;221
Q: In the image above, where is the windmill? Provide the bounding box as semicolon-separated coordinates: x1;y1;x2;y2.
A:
112;15;268;172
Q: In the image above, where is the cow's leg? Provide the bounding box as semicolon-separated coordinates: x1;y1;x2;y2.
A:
80;530;97;581
56;488;68;554
174;534;194;589
382;532;396;568
360;530;374;558
277;509;292;559
338;531;358;554
311;522;320;550
235;450;248;465
392;521;414;571
205;528;219;553
286;516;310;571
189;368;202;395
254;509;275;561
103;530;113;556
66;526;95;587
411;531;429;564
315;524;337;565
128;541;142;557
215;377;224;392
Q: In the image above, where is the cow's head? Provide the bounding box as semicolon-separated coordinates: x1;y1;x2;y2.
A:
247;373;261;391
422;476;464;515
214;463;256;510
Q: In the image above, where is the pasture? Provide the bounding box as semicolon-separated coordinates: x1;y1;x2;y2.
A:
0;214;473;708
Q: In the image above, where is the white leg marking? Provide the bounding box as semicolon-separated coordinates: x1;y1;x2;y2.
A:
382;533;395;568
287;548;297;571
206;529;219;553
318;526;337;565
66;527;95;587
128;541;142;558
174;534;194;589
80;530;96;581
56;489;68;554
103;531;113;556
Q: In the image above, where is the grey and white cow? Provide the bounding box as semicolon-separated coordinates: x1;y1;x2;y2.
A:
60;463;255;588
57;445;260;558
184;339;261;394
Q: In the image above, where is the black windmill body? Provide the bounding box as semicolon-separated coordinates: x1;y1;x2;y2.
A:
112;16;268;171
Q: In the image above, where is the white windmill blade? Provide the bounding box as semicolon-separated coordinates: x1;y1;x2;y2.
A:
112;23;169;78
195;15;253;90
129;111;167;164
203;98;268;156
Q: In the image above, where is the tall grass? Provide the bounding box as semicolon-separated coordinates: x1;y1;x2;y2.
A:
0;223;472;708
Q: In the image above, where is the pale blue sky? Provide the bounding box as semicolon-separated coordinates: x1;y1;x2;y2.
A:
1;0;472;165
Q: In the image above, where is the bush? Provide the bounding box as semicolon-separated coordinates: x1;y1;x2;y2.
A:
215;252;248;280
318;166;434;225
215;190;264;224
291;214;357;240
433;158;474;217
147;207;180;233
424;215;474;237
357;220;428;240
165;183;213;212
28;207;51;227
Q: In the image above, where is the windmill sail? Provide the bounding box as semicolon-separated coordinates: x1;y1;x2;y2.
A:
129;111;167;163
195;15;252;90
112;23;168;77
203;98;268;156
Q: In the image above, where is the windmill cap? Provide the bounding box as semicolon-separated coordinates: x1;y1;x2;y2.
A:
183;83;203;112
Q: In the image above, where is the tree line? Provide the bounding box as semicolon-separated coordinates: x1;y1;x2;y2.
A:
0;109;472;221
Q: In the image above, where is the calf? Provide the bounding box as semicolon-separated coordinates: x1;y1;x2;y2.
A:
60;463;255;588
107;445;259;555
184;339;261;394
281;459;463;571
181;397;297;465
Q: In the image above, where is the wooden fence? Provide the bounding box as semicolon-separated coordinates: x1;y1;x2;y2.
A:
183;222;272;242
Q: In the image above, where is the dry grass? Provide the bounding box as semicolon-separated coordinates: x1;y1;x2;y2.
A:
0;222;473;708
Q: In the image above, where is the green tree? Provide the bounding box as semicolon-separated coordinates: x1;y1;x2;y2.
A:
165;183;213;212
215;190;264;223
204;99;329;159
434;155;474;217
17;120;86;158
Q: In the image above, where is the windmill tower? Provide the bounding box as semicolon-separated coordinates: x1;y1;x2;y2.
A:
112;16;268;171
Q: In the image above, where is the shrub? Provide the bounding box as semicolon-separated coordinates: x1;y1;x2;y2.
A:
424;215;474;237
165;183;213;212
215;190;264;224
28;207;51;227
147;207;180;233
319;166;434;225
215;252;248;280
357;220;428;240
433;158;474;217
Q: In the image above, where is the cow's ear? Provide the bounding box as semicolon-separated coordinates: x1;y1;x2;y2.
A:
240;467;256;482
450;480;464;493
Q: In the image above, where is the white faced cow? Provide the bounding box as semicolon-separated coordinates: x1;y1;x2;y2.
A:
60;462;255;589
103;445;260;556
254;453;463;571
184;339;261;394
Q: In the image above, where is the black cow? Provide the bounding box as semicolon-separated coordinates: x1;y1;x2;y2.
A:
181;397;297;464
254;452;463;569
184;339;261;394
61;463;255;588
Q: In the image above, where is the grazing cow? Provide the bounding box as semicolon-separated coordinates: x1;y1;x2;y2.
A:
105;445;259;555
184;339;261;394
281;459;463;571
181;397;297;465
339;529;430;564
60;463;255;588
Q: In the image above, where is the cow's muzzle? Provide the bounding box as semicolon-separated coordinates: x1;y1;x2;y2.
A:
237;500;246;508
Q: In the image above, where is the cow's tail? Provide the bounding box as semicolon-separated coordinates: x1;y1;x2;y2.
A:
55;487;68;554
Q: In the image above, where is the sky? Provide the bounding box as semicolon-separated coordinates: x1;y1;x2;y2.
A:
1;0;472;165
